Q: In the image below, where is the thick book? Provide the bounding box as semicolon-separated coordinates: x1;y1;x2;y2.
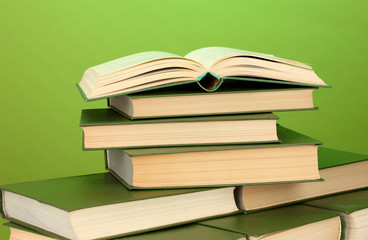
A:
77;47;328;101
199;205;343;240
304;189;368;240
0;173;240;240
235;147;368;212
108;82;318;119
5;222;245;240
80;109;279;149
106;125;322;189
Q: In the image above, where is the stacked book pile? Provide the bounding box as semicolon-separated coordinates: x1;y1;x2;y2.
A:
1;47;368;240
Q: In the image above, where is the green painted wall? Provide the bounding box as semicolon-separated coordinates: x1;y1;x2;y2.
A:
1;0;367;238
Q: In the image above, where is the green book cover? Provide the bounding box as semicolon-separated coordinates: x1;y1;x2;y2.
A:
199;205;343;239
1;173;239;240
122;224;244;240
1;173;209;212
318;148;368;169
4;222;245;240
304;189;368;215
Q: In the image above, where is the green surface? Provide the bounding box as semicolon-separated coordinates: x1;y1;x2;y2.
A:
304;189;368;214
199;205;340;237
0;0;367;238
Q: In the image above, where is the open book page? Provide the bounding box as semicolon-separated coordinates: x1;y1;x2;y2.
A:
90;51;184;75
185;47;311;70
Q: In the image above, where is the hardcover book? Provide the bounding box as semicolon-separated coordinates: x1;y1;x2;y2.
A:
304;189;368;240
77;47;328;101
106;125;322;189
235;148;368;212
80;109;279;149
108;81;317;119
5;222;245;240
0;173;239;240
199;205;342;240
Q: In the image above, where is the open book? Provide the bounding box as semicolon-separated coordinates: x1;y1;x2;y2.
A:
78;47;328;101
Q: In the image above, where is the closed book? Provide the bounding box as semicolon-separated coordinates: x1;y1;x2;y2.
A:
106;125;322;189
77;47;328;101
0;173;239;240
108;81;317;119
304;189;368;240
236;148;368;212
80;109;279;149
199;205;342;240
5;222;245;240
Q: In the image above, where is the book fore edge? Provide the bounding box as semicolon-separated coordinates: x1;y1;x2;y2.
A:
1;190;8;218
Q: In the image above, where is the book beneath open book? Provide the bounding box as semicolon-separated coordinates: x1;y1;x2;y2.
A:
78;47;328;101
108;81;318;119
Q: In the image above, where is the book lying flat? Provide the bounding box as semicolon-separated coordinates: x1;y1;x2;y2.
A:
108;81;317;119
0;173;239;240
5;222;245;240
199;205;342;240
235;147;368;212
77;47;328;101
106;125;322;189
80;109;279;149
5;222;56;240
304;189;368;240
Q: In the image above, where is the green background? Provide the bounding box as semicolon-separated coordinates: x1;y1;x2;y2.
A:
0;0;367;238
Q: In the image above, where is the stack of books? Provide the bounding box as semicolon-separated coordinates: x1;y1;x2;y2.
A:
1;47;368;240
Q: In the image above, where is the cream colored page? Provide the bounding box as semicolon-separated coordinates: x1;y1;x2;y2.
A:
185;47;311;70
185;47;276;69
91;51;184;75
10;228;56;240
